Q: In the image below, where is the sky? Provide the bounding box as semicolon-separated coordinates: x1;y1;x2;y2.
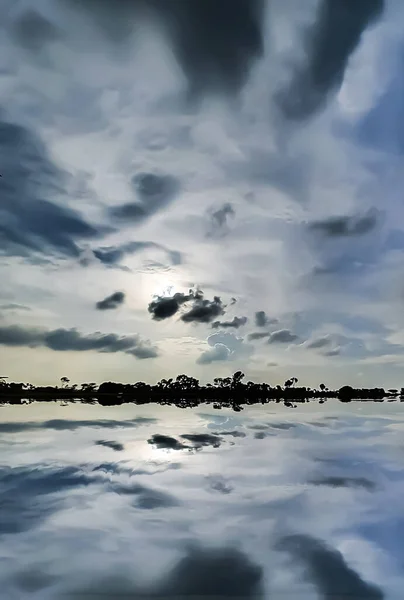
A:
1;400;404;598
1;0;404;387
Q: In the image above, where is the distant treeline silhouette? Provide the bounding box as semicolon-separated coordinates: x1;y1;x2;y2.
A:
0;373;402;408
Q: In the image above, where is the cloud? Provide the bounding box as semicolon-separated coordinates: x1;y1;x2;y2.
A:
309;209;379;238
0;418;156;434
197;331;253;364
95;291;125;311
148;434;188;451
72;545;263;599
197;343;231;365
268;329;299;344
181;295;225;324
306;335;333;350
113;481;179;510
148;291;198;321
254;311;277;328
309;476;376;491
0;118;106;260
95;440;125;452
207;475;233;494
109;172;180;224
248;332;271;341
91;241;182;268
276;0;385;119
162;546;263;598
64;0;265;98
277;534;384;599
11;9;62;53
0;303;31;312
212;316;247;329
148;432;223;450
324;347;341;357
0;464;104;535
0;325;158;359
207;203;235;237
180;433;223;449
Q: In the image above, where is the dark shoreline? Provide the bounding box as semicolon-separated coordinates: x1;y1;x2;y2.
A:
1;373;402;409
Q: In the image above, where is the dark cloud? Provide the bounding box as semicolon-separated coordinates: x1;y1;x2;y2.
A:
309;210;379;238
11;9;62;53
324;347;341;357
180;433;223;449
91;240;182;268
212;316;247;329
148;291;197;321
309;476;376;491
148;289;225;324
148;432;223;451
95;291;125;311
207;203;235;237
306;336;333;350
207;475;233;494
270;422;297;430
0;303;31;312
277;534;383;599
255;311;277;328
113;481;179;509
218;430;246;438
69;544;263;599
0;417;156;434
162;0;265;97
254;431;270;439
162;545;263;598
64;0;264;98
148;434;188;450
0;464;104;535
109;172;180;223
95;440;125;452
248;331;271;341
0;118;106;260
268;329;299;344
276;0;385;119
181;295;225;324
0;325;158;359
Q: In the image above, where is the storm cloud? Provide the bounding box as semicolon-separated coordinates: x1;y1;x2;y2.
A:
95;291;125;311
0;325;158;359
276;0;385;119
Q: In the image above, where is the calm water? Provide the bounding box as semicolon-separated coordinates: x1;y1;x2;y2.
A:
1;400;404;599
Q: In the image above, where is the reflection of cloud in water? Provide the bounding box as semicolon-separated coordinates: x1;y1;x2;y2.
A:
1;403;403;598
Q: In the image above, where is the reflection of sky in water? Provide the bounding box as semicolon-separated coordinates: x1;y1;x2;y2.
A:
1;401;404;598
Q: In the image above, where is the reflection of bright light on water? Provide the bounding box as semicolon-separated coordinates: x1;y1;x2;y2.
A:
126;440;184;467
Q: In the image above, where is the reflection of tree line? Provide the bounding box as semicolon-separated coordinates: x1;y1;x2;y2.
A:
0;373;402;407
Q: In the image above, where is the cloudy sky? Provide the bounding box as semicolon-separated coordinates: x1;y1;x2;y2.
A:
1;0;404;387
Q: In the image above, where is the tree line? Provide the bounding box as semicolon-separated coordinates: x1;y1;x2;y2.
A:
0;373;402;408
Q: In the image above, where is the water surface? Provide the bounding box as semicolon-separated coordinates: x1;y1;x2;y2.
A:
1;400;403;598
